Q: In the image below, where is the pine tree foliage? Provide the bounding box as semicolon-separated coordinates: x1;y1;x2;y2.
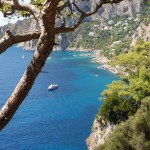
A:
98;42;150;124
97;96;150;150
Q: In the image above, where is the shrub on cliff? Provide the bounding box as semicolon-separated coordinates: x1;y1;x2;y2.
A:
98;42;150;124
96;96;150;150
111;42;150;102
98;81;139;124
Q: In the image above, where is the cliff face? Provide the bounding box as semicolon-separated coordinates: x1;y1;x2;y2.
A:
131;21;150;46
78;0;143;20
0;19;33;36
0;0;144;50
17;19;40;50
0;19;39;50
86;119;115;150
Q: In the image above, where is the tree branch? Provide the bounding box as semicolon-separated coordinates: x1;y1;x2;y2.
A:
0;30;40;54
0;0;58;130
3;8;15;17
0;0;128;131
0;0;40;17
72;0;85;14
42;0;61;16
55;0;125;33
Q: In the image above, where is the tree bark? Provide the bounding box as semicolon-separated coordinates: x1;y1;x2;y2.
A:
0;31;40;54
0;4;57;131
0;0;126;131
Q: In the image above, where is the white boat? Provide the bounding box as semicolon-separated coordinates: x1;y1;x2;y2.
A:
22;55;25;59
48;84;58;90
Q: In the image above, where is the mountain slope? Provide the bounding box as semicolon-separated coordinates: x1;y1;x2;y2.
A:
0;0;145;51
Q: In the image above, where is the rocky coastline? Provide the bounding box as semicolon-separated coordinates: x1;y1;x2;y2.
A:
67;48;119;75
86;118;115;150
85;51;120;150
67;47;94;52
91;50;119;75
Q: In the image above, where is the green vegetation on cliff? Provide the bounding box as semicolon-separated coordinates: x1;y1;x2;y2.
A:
97;96;150;150
98;81;139;124
97;42;150;125
111;41;150;101
60;2;150;57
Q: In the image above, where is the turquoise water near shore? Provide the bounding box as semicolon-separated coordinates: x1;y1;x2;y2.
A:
0;47;119;150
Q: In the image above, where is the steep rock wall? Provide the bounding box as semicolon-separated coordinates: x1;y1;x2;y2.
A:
78;0;143;20
0;0;144;50
131;21;150;46
86;119;115;150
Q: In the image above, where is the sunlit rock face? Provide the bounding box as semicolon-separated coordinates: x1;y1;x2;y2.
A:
0;0;144;50
77;0;144;20
131;21;150;46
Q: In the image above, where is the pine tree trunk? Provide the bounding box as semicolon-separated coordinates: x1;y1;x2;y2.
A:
0;32;55;130
0;4;57;130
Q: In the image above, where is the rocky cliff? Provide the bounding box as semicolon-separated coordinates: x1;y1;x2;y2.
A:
86;119;115;150
79;0;144;20
17;19;40;50
131;20;150;46
0;19;39;50
0;1;149;149
0;0;144;50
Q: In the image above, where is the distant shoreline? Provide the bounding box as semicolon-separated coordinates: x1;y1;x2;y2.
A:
67;48;119;74
21;45;119;75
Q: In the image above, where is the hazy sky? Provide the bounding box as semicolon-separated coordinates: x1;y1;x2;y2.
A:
0;13;19;26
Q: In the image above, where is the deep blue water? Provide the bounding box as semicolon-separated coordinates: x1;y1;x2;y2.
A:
0;47;119;150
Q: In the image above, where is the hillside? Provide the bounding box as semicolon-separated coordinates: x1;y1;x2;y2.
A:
0;1;150;150
96;96;150;150
0;0;147;53
62;1;150;57
87;41;150;150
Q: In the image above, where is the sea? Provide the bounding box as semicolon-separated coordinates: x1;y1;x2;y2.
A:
0;47;119;150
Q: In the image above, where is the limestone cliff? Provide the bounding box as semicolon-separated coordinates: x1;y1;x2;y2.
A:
131;20;150;46
17;19;40;50
0;19;39;50
86;119;115;150
0;0;144;50
79;0;143;20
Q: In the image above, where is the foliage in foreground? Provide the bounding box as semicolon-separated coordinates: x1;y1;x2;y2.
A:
96;96;150;150
98;81;139;124
98;42;150;124
111;41;150;101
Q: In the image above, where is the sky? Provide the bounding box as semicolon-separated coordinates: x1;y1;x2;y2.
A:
0;0;30;26
0;13;19;26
